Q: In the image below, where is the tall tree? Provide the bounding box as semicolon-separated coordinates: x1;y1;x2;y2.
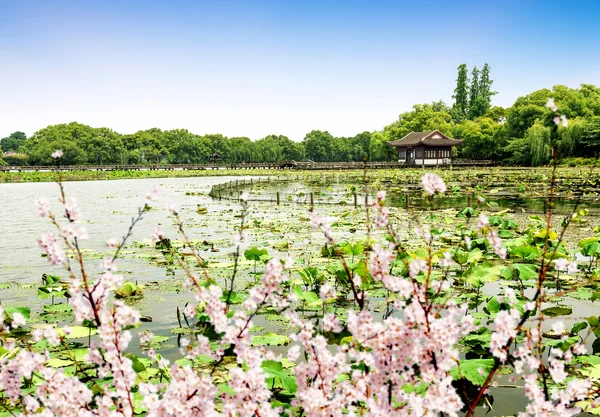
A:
479;63;496;104
452;64;469;121
468;66;480;114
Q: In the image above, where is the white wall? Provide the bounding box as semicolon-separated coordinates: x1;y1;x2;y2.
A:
414;159;449;166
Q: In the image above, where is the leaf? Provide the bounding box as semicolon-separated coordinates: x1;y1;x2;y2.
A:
220;291;242;305
485;297;501;314
542;306;573;317
43;303;73;313
592;292;600;302
571;322;588;334
251;332;291;347
115;282;143;298
56;326;98;339
501;264;538;281
244;247;268;261
261;360;297;394
450;359;495;386
4;307;30;320
466;264;503;287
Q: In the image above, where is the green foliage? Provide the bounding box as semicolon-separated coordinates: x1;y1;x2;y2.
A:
450;359;495;386
115;282;143;298
0;131;27;152
452;64;470;121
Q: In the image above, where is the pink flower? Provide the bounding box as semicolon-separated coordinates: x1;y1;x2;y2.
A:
151;227;164;244
64;197;82;222
546;97;558;112
100;256;117;271
145;185;163;205
167;202;181;215
377;190;386;201
567;261;578;275
319;283;336;300
554;258;568;271
477;213;489;230
60;223;88;239
422;173;446;195
440;251;452;268
560;115;568;127
35;197;51;218
11;312;26;328
106;238;120;248
323;313;343;333
51;149;63;159
37;232;66;265
409;259;428;277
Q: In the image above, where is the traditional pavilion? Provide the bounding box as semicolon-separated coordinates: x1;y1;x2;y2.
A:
387;130;463;166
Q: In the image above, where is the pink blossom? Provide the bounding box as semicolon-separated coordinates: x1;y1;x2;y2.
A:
567;261;578;275
560;114;568;127
554;258;568;271
51;149;63;159
319;283;336;300
439;251;452;268
546;97;558;112
409;259;428;277
151;226;164;244
35;197;51;218
106;238;120;248
323;313;344;333
167;202;181;215
37;232;66;265
145;185;163;205
422;173;447;195
60;223;88;240
11;312;26;328
64;197;82;222
477;213;489;230
100;256;117;271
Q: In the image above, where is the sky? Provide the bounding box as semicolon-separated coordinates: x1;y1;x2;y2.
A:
1;0;599;141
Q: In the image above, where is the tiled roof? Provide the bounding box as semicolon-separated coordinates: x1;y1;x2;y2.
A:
387;130;463;148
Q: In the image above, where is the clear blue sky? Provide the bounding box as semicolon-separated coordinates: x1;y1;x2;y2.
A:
1;0;599;141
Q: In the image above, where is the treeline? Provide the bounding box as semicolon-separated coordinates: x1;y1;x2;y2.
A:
2;74;600;166
385;80;600;165
0;125;392;166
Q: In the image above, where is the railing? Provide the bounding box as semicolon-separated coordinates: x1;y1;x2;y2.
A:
0;160;498;172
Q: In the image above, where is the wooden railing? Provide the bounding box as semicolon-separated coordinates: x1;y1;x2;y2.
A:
0;159;498;172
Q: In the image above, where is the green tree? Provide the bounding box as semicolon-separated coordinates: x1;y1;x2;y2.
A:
468;66;480;117
478;63;497;110
385;103;453;141
527;121;553;166
457;117;505;160
303;130;335;162
452;64;469;122
0;131;27;152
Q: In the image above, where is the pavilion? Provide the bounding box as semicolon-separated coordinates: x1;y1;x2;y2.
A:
387;130;463;166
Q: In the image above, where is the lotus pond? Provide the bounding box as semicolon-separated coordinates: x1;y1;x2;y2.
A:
2;167;600;416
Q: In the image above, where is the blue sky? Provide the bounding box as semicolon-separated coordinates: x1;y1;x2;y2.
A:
1;0;599;141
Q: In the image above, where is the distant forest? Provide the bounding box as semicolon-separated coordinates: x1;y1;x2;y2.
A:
3;64;600;167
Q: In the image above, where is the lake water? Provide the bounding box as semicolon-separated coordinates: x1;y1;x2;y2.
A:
0;176;597;416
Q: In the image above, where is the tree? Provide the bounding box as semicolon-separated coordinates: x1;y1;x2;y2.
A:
0;131;27;153
478;63;497;109
385;103;453;141
303;131;335;162
468;66;480;117
452;64;469;122
527;121;553;166
457;117;505;160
